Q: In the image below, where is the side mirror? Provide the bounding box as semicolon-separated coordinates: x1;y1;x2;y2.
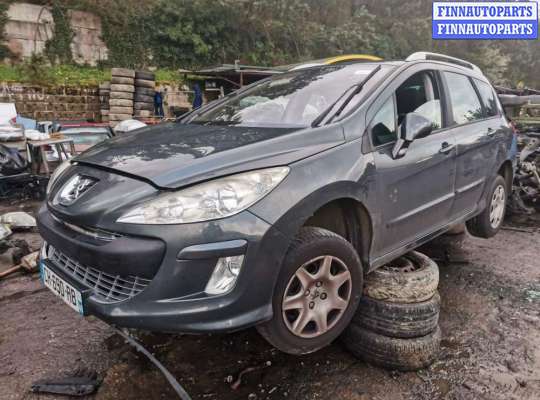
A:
392;113;433;159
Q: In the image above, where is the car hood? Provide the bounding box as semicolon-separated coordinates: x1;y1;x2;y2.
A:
75;122;345;188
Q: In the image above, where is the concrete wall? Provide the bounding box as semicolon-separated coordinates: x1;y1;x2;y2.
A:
0;82;100;121
3;2;108;65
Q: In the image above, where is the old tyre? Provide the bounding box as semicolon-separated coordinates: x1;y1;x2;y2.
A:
134;93;154;103
256;227;363;355
108;113;132;121
342;324;441;371
135;87;155;96
363;251;438;303
134;110;152;118
109;92;134;100
134;102;154;111
111;76;135;85
110;84;135;93
109;99;133;108
135;71;155;80
466;175;507;238
109;106;133;115
135;79;156;89
111;68;135;78
353;292;440;338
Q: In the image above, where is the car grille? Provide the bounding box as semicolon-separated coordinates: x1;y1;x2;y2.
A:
46;244;151;303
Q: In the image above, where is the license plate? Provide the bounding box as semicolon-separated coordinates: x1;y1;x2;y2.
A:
41;262;84;314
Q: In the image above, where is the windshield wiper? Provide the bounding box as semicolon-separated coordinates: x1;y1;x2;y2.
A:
311;65;382;127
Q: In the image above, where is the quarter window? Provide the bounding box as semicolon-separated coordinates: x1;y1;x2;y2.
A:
474;79;498;117
444;72;483;124
371;96;397;146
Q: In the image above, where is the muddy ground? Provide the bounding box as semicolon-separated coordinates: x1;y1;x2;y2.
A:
0;199;539;400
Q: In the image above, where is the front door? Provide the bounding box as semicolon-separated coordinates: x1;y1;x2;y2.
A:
370;70;457;259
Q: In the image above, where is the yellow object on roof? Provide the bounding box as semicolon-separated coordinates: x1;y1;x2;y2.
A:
323;54;383;64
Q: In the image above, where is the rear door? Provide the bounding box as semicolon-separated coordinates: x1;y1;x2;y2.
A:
370;69;457;259
441;71;498;218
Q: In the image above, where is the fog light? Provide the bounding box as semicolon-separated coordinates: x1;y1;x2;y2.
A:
205;255;245;295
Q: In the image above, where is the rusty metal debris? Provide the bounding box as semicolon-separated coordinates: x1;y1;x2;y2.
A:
31;369;100;397
498;90;540;215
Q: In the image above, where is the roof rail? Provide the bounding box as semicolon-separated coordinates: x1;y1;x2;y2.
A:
406;52;482;73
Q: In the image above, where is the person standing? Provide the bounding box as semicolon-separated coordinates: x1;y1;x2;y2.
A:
192;83;203;110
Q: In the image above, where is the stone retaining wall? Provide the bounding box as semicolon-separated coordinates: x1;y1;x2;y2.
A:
0;82;100;121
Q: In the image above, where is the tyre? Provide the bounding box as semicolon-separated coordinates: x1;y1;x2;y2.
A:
466;175;507;238
109;92;134;100
135;87;155;96
110;84;135;93
111;76;134;85
111;68;135;78
109;99;133;108
109;106;133;115
135;71;155;80
108;113;132;121
353;292;440;338
256;227;363;355
135;79;156;89
134;93;154;103
363;251;438;303
134;102;153;111
342;324;441;371
134;110;152;118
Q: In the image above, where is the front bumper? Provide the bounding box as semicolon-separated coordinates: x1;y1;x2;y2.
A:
37;204;291;333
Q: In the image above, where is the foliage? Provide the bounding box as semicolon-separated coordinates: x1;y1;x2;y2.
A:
0;2;10;59
2;0;540;87
44;2;75;64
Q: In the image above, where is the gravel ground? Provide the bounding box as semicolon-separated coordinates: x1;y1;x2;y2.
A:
0;200;539;400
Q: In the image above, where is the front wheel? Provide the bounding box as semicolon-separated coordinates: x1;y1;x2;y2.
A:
466;175;507;238
257;227;363;355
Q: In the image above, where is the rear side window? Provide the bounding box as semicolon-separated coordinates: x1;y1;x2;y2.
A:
443;72;483;125
371;96;397;146
474;79;498;117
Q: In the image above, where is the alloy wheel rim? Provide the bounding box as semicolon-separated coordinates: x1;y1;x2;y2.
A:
282;255;352;338
490;184;506;229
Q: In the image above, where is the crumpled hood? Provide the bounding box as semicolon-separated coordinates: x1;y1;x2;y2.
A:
75;122;345;188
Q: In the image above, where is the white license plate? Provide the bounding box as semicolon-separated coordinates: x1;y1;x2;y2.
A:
41;262;84;314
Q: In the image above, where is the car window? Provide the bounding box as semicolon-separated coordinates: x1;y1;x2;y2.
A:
396;71;442;130
474;79;498;117
371;96;397;146
191;64;391;128
443;72;483;124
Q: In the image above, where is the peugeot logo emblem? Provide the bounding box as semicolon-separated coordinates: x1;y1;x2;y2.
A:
56;175;97;206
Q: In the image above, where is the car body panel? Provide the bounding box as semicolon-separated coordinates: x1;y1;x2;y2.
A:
37;57;515;334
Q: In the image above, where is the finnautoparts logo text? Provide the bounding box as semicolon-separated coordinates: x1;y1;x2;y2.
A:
433;2;538;39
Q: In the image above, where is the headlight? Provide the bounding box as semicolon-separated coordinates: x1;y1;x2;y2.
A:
46;160;72;194
117;167;290;224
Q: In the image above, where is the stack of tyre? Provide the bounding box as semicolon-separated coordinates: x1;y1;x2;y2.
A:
134;71;156;119
98;82;110;123
343;251;441;371
109;68;135;126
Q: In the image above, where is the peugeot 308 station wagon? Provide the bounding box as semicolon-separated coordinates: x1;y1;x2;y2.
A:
38;52;514;354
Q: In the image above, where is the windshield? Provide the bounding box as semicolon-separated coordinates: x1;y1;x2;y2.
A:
191;64;390;128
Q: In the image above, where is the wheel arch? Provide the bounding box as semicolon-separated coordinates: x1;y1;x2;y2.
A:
497;159;513;192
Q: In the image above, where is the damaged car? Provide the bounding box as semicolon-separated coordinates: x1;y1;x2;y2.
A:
38;52;514;355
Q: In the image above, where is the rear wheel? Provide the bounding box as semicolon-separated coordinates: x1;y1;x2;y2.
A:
257;227;363;355
467;175;507;238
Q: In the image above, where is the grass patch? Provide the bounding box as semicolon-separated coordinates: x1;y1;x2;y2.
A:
0;64;185;86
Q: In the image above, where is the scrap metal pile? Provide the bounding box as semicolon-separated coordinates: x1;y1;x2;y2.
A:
497;87;540;214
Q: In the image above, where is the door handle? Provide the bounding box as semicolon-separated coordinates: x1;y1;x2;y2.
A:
487;127;496;136
439;142;455;154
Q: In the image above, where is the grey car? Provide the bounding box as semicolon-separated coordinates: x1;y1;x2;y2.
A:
38;52;514;354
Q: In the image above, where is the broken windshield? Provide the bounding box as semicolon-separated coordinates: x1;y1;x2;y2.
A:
190;64;391;128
